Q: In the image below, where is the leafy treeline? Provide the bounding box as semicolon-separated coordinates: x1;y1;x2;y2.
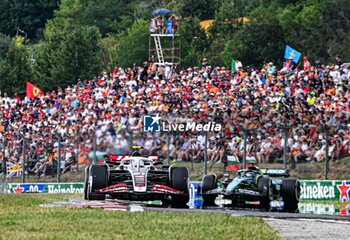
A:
0;0;349;95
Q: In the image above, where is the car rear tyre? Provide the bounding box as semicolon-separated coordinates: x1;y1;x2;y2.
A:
201;174;218;206
170;167;189;207
87;165;107;200
258;176;273;211
281;178;300;212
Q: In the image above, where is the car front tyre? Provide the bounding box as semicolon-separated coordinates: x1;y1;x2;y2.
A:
281;178;300;212
258;176;273;211
170;167;189;207
201;174;218;206
87;165;107;201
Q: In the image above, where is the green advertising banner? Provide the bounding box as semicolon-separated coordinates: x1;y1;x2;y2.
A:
300;180;350;202
7;183;84;194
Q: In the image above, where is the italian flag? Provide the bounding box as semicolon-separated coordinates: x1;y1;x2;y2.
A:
231;59;236;71
228;155;241;171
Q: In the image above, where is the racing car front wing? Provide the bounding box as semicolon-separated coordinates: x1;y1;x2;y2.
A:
203;188;263;198
96;183;183;195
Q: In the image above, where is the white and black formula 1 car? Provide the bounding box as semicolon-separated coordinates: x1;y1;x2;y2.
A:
200;166;301;212
84;147;189;207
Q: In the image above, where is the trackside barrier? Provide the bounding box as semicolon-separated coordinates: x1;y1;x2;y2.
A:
6;180;350;203
299;180;350;202
7;183;84;194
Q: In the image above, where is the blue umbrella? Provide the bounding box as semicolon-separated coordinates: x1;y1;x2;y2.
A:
152;8;172;15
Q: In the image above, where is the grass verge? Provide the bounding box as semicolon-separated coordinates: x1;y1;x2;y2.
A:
0;194;281;240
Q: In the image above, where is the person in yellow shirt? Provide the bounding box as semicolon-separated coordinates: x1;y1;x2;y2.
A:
307;92;317;105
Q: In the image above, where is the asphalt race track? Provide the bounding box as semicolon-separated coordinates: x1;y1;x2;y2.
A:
144;205;350;221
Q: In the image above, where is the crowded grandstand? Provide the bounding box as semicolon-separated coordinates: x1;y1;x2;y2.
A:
0;57;350;176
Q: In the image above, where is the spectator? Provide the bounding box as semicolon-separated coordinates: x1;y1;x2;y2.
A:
156;16;164;34
0;55;349;177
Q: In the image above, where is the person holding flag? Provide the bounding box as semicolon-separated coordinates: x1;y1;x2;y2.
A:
283;45;301;72
231;58;242;72
284;45;301;63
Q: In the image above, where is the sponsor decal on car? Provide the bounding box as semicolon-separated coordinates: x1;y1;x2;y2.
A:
236;189;260;196
151;184;183;194
97;184;128;193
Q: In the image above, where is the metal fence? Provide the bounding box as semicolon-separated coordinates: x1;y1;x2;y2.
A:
0;122;349;185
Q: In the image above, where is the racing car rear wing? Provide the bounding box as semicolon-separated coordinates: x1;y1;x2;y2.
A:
260;169;289;177
108;155;159;162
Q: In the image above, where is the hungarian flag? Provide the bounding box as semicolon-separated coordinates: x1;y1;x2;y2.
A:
227;155;241;171
26;81;43;99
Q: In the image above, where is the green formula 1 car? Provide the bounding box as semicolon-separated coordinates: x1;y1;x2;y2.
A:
200;166;300;212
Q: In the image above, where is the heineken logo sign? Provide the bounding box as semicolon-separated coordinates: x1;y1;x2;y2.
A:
300;180;350;202
300;181;336;200
48;184;84;194
8;183;84;194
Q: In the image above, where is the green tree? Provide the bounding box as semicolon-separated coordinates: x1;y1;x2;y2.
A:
0;33;11;59
278;3;326;62
209;0;248;38
0;37;32;95
35;26;101;90
205;0;252;67
221;6;285;67
181;17;208;67
316;0;350;62
82;0;134;36
33;0;101;90
179;0;221;20
0;59;11;94
0;0;59;39
205;37;227;67
100;35;119;71
111;20;149;68
279;0;350;63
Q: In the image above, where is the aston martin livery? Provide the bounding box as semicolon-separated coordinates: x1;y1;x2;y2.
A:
200;166;300;212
